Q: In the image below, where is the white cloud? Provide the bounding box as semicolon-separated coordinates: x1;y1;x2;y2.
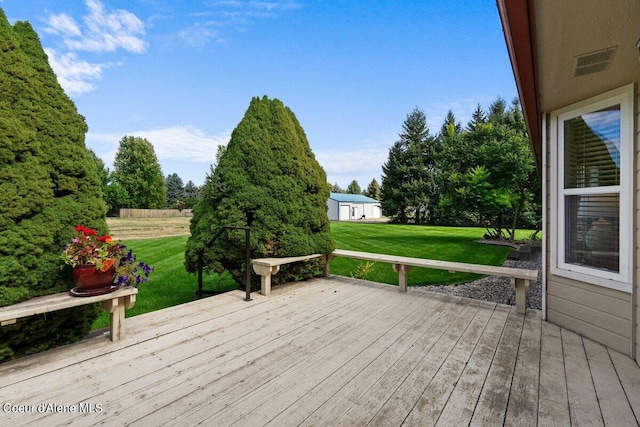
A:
59;0;147;53
86;125;384;187
132;126;231;162
86;125;231;185
44;48;106;95
316;148;387;188
87;125;231;164
179;0;300;47
44;13;82;37
215;0;302;14
42;0;146;95
179;22;224;49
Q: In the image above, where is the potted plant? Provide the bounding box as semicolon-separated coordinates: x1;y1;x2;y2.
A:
62;225;153;296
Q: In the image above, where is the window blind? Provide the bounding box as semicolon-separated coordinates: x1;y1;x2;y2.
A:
562;104;621;274
565;193;619;273
564;106;620;189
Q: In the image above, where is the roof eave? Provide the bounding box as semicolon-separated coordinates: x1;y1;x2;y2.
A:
496;0;542;174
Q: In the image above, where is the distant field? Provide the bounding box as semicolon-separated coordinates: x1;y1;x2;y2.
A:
107;216;191;240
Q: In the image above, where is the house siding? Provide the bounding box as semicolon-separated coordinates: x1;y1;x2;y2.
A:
327;199;339;221
545;83;637;356
635;77;640;360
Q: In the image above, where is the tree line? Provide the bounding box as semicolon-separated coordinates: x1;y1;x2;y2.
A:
91;135;206;212
380;98;540;240
330;179;381;200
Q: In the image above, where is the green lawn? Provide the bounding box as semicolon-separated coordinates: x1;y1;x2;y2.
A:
92;223;530;329
91;236;236;329
329;222;526;286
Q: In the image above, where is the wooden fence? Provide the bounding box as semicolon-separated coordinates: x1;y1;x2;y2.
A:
117;209;192;218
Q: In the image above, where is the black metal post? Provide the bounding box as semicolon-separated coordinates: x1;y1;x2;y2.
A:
195;226;252;300
244;227;252;301
197;255;203;298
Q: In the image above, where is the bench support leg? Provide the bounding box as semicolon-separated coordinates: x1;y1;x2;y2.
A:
511;278;530;315
324;254;335;277
101;295;134;341
393;264;412;292
253;265;280;296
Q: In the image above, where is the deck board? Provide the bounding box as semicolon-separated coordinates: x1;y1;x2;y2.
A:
561;327;604;426
537;321;570;425
401;300;496;426
434;303;510;426
1;276;639;426
469;306;525;426
584;338;638;426
504;307;542;426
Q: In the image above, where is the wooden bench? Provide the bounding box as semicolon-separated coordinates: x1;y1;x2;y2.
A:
329;249;538;314
0;287;138;341
251;254;325;295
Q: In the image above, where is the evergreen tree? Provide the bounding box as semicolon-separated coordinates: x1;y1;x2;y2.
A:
214;144;226;168
184;180;202;209
439;110;462;138
364;178;381;200
439;98;539;239
466;104;487;132
87;150;110;214
112;136;166;209
165;173;185;208
381;141;409;222
505;97;527;132
185;96;334;287
0;11;106;362
346;180;361;194
89;150;109;190
330;182;345;193
487;97;507;126
381;107;439;223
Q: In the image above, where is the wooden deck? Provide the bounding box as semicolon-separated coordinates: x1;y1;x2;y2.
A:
1;276;640;426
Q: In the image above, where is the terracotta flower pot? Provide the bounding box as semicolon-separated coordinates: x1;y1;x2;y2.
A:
72;264;116;290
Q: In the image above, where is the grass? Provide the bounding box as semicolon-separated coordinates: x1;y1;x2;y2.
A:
92;221;533;329
91;236;236;329
329;222;530;286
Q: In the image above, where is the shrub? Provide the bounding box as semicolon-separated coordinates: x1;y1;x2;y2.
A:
185;96;334;287
0;11;106;362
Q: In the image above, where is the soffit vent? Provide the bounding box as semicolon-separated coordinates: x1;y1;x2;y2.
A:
572;47;617;77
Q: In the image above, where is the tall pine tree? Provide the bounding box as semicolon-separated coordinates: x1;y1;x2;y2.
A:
165;173;185;208
346;180;361;194
381;108;439;223
364;178;381;200
466;104;487;132
439;110;462;137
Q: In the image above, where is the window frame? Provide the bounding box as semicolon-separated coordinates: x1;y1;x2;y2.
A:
550;84;634;292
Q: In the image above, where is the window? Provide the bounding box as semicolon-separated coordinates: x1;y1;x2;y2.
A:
551;84;633;292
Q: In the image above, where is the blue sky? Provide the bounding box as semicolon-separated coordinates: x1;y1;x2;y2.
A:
1;0;517;188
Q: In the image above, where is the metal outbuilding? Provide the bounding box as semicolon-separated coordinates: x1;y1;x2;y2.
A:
327;193;381;221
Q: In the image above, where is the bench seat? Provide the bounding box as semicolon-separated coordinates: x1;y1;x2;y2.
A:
330;249;538;314
252;254;324;295
0;286;138;341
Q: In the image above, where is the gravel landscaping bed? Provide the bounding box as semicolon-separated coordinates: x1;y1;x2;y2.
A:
413;249;542;310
